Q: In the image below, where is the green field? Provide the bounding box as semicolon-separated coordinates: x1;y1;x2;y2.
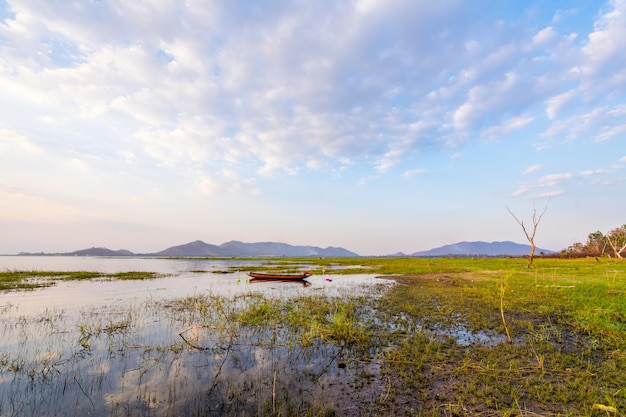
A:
373;257;626;415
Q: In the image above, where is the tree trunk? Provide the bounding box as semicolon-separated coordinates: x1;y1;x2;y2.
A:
527;242;536;268
606;235;625;259
507;201;549;268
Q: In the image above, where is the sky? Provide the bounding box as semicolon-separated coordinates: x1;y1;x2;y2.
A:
1;0;625;256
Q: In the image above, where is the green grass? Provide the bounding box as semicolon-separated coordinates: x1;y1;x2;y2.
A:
370;257;626;415
228;256;544;276
169;291;379;351
0;270;164;291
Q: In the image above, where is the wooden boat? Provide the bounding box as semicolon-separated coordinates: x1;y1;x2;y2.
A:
247;271;311;281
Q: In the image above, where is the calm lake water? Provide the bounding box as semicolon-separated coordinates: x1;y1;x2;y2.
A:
0;256;394;416
0;256;388;314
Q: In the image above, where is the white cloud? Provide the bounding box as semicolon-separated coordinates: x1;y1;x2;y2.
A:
581;169;607;175
1;0;625;195
532;27;557;45
538;173;572;186
580;0;626;83
1;1;538;181
537;1;626;144
510;187;529;197
523;165;542;174
596;123;626;141
545;90;575;119
402;168;427;178
454;70;520;131
542;105;626;142
375;149;402;173
620;156;626;162
0;128;42;155
482;114;533;138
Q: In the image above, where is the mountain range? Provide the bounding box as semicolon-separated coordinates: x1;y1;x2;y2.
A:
152;240;358;257
405;241;554;257
19;240;359;258
16;240;555;257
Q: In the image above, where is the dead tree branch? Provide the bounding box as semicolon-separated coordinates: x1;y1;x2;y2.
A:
507;200;550;267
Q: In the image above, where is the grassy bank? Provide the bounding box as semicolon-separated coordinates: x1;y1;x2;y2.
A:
372;257;626;416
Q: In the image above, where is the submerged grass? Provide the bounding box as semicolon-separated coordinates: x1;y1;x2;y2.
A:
0;270;164;291
165;292;381;351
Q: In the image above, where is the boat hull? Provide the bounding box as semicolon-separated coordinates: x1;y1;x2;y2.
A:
247;272;311;281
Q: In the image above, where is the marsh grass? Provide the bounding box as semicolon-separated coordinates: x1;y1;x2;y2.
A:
377;257;626;415
1;257;625;416
0;270;164;291
166;292;382;354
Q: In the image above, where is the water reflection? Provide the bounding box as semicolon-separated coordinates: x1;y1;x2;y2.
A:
0;257;394;416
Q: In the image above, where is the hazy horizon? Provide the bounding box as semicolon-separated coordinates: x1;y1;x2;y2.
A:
4;238;557;257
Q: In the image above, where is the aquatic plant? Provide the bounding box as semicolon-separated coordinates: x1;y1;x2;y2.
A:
0;270;164;291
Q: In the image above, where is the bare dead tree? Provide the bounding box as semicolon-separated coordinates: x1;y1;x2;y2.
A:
507;200;550;267
605;225;626;259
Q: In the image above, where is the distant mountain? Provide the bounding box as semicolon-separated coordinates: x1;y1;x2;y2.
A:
17;240;359;257
218;240;355;257
408;241;555;257
155;240;359;257
60;247;134;256
153;240;226;257
15;240;553;258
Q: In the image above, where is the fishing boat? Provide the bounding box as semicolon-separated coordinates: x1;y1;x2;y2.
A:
247;271;311;281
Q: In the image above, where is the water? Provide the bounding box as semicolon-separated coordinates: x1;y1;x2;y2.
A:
0;256;387;313
0;255;258;274
0;256;394;416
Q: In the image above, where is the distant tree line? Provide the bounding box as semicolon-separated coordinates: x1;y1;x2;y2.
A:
563;224;626;259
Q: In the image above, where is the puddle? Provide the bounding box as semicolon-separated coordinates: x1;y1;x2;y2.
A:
393;312;508;347
434;324;509;346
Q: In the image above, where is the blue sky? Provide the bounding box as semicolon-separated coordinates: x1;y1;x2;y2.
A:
1;0;625;256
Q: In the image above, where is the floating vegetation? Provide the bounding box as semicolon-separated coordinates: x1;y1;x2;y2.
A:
111;271;164;280
0;270;165;291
